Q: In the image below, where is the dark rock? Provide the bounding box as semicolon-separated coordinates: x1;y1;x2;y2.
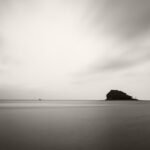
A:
106;90;137;101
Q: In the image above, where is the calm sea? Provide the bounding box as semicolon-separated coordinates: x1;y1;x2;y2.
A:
0;100;150;150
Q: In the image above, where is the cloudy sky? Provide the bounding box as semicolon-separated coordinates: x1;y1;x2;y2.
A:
0;0;150;100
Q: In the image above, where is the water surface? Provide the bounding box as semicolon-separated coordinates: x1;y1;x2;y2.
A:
0;100;150;150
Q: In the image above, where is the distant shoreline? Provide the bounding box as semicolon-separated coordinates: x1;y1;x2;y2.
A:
0;99;149;102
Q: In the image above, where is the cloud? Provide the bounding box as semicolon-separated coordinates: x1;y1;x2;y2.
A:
84;0;150;73
89;0;150;39
92;43;150;72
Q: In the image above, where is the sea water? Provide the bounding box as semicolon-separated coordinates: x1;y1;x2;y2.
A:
0;100;150;150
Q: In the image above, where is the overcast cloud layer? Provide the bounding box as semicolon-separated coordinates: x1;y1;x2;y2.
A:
0;0;150;100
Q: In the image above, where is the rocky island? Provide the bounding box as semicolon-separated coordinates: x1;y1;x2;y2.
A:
106;90;138;101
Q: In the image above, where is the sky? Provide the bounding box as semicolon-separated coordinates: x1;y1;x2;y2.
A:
0;0;150;100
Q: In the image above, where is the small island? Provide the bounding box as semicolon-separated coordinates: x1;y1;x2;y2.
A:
106;90;138;101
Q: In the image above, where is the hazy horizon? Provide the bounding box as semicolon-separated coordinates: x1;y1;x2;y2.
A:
1;0;150;100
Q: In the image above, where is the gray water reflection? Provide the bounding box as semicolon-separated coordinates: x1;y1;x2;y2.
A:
0;101;150;150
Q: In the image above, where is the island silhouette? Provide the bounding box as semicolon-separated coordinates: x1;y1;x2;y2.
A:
106;90;138;101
